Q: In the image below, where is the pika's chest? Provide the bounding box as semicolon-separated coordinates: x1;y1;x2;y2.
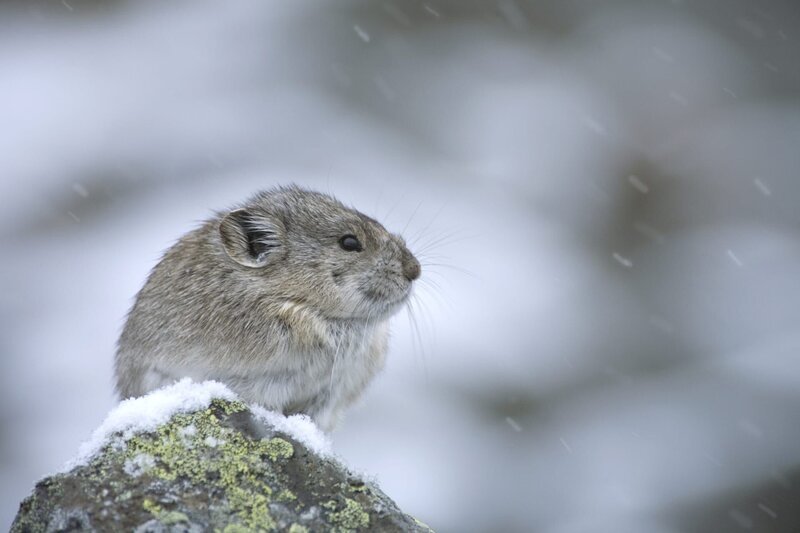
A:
229;320;387;409
284;322;385;394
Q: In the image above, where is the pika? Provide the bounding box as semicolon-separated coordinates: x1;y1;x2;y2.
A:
115;185;420;431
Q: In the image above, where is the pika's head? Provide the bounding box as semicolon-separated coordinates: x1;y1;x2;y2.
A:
218;186;420;320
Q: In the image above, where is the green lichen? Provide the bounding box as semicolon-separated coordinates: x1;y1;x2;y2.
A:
276;489;297;502
142;498;161;515
12;393;434;533
9;490;46;533
347;482;368;494
221;524;253;533
143;498;189;525
161;511;191;525
119;401;279;531
263;438;294;462
328;498;370;532
322;500;338;510
211;398;247;415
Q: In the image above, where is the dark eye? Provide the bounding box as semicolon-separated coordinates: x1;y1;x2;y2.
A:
339;234;362;252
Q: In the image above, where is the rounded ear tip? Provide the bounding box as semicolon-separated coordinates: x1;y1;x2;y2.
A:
218;208;281;268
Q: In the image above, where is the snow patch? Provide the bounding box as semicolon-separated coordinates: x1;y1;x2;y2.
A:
123;453;156;477
64;378;237;470
204;435;223;448
250;405;332;458
63;378;332;471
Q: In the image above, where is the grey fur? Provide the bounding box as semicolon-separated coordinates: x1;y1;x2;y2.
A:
115;185;420;431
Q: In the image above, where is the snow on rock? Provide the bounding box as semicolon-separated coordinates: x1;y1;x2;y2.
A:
251;405;332;458
65;378;330;470
15;378;427;533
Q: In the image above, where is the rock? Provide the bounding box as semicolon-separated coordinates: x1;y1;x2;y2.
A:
11;392;432;532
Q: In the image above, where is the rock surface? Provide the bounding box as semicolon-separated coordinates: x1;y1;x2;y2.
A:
11;396;431;532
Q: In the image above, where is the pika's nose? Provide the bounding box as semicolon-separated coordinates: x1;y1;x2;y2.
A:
402;252;421;281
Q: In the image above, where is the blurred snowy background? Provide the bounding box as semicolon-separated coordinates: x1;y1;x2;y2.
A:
2;0;800;531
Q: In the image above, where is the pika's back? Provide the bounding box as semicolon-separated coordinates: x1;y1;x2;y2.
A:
115;185;420;430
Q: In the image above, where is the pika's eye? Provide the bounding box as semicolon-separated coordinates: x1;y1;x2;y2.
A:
339;234;362;252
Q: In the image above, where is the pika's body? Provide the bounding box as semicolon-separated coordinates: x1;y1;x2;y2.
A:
115;186;419;431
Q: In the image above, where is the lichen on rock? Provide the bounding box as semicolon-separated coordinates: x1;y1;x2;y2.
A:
329;498;370;532
11;381;432;532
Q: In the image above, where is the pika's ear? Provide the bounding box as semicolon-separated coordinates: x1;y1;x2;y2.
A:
219;208;283;268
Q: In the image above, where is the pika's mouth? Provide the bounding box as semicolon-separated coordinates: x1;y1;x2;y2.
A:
361;284;412;309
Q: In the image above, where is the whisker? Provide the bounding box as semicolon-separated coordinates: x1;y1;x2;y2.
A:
417;275;444;292
413;231;472;256
401;200;424;236
416;250;460;261
416;267;448;281
380;191;406;225
372;185;386;217
419;262;478;279
417;257;463;271
413;294;438;348
405;296;430;379
415;280;451;312
408;202;448;247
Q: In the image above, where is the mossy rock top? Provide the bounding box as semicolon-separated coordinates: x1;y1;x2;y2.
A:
12;396;432;533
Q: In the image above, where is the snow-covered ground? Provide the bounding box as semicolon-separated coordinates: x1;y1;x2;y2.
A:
2;1;800;531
